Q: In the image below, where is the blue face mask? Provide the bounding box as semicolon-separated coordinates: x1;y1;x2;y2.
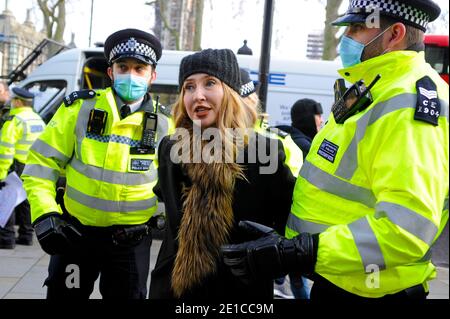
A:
339;27;392;68
113;73;149;102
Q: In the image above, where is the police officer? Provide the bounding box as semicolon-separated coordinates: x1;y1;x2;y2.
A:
222;0;448;300
277;98;324;158
22;29;173;299
0;87;45;249
0;81;11;128
240;68;303;177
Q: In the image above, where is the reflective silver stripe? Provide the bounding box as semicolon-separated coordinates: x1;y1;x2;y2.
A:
287;213;330;234
15;149;28;155
22;164;59;182
348;217;386;272
31;139;70;164
156;113;169;147
15;116;28;137
18;140;34;145
0;154;14;159
69;157;156;185
75;100;97;161
375;202;438;245
300;161;376;208
0;141;14;148
336;94;449;180
66;185;157;212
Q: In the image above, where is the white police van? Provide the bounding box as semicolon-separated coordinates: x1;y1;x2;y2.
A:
18;47;341;125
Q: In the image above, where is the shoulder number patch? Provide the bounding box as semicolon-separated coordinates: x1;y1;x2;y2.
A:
64;90;96;107
415;76;440;126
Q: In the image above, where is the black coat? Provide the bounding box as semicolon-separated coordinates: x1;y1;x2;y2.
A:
276;125;312;158
149;134;296;300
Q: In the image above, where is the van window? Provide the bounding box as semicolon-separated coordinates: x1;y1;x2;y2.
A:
81;56;110;90
150;84;179;109
25;80;67;123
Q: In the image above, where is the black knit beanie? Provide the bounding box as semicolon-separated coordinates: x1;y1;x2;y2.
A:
178;48;241;93
291;98;323;140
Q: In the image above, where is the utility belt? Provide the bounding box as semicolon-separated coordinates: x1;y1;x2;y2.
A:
60;203;165;245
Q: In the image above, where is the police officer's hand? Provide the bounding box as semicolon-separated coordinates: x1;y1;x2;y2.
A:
221;221;318;282
33;213;82;255
0;180;6;190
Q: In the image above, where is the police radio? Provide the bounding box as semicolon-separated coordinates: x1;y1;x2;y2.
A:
141;112;158;150
332;74;381;124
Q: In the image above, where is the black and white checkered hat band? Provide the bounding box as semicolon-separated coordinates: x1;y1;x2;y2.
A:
109;37;157;64
348;0;430;29
240;81;256;97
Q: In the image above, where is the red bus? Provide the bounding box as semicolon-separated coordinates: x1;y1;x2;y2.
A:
424;34;449;84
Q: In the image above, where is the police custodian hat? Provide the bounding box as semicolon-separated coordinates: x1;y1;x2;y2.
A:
11;87;34;101
333;0;441;32
104;28;162;66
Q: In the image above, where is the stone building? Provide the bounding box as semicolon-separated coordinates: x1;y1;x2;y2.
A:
0;2;45;79
306;30;324;60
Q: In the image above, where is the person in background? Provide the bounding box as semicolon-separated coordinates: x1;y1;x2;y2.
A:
0;87;45;249
240;68;303;177
149;49;295;299
222;0;448;300
277;98;324;158
21;28;173;299
0;81;11;128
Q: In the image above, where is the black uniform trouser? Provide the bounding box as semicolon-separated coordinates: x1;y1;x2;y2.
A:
0;199;33;243
0;161;33;244
310;275;428;301
44;218;152;300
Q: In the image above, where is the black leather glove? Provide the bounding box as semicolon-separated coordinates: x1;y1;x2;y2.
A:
33;213;82;255
0;180;6;190
221;221;318;282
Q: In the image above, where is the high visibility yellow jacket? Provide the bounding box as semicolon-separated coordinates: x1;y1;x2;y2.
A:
254;121;303;177
0;107;45;179
22;88;174;227
286;51;449;297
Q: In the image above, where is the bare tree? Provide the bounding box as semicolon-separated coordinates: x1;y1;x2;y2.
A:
147;0;204;51
427;9;449;34
322;0;343;60
37;0;66;43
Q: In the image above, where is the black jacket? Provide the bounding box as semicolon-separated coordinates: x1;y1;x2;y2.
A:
276;125;312;158
149;134;296;300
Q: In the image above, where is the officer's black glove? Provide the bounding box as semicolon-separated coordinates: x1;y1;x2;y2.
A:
221;221;318;282
0;180;6;190
33;213;82;255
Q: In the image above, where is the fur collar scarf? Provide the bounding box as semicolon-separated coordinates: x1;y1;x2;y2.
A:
171;127;245;297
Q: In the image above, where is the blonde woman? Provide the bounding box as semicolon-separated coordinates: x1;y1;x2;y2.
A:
149;49;295;299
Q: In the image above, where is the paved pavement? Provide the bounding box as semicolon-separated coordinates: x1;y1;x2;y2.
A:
0;238;448;299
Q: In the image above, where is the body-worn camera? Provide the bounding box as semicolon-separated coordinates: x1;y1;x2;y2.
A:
332;75;381;124
87;108;108;135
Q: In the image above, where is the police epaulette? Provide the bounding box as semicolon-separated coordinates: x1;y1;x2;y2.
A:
63;90;96;107
159;103;172;117
3;115;14;122
267;127;289;139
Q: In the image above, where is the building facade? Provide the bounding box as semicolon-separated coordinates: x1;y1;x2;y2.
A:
0;4;46;79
